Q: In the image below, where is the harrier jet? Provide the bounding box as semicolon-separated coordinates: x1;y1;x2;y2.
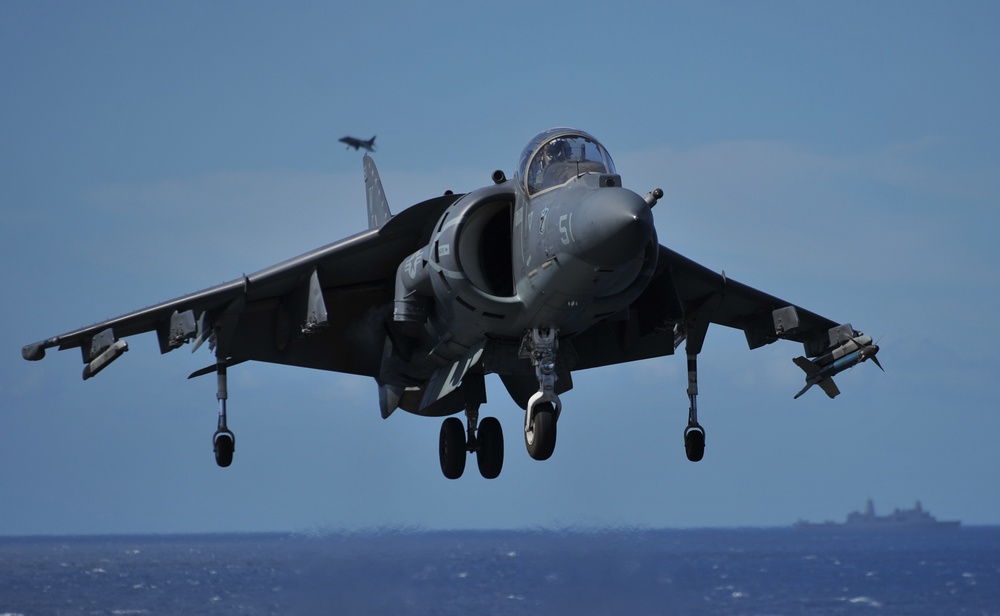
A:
339;135;376;152
22;128;881;479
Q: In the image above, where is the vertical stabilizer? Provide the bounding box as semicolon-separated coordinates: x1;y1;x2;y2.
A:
363;154;392;229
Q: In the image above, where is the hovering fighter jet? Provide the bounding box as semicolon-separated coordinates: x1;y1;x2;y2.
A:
339;135;376;152
22;128;881;479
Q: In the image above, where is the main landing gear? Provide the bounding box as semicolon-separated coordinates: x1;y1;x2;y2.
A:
439;402;504;480
438;372;503;479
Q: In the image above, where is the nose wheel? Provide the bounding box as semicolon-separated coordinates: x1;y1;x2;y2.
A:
524;401;557;461
522;328;561;461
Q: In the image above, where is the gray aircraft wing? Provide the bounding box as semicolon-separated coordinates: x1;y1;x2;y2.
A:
23;194;459;379
567;245;841;370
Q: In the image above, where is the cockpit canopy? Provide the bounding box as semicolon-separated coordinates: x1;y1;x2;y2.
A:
517;128;617;195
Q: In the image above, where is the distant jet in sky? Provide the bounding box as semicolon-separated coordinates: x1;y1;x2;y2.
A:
23;128;881;479
339;135;376;152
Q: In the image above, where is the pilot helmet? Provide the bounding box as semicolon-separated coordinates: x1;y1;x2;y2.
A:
545;138;570;163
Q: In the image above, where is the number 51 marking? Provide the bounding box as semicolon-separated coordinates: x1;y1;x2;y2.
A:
559;213;575;245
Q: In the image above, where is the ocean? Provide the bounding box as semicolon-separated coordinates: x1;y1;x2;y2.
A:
1;527;997;615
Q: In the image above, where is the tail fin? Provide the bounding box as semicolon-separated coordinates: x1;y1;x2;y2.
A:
366;135;376;151
363;154;391;229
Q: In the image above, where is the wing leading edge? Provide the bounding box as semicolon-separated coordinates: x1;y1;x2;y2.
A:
567;245;843;371
22;193;461;379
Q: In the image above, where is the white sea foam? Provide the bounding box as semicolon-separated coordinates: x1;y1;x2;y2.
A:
846;596;883;608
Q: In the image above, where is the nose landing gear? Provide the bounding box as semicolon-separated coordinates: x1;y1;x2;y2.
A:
522;328;560;461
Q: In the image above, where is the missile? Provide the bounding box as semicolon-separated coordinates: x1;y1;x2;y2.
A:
793;335;881;399
82;340;129;381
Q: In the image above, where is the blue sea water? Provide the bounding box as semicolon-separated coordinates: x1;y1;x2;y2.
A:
1;528;997;615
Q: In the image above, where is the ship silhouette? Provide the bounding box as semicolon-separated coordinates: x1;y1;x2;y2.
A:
795;499;960;530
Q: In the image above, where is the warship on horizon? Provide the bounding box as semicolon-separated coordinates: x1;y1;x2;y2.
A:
794;499;961;530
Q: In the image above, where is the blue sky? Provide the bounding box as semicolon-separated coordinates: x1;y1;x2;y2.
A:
2;1;998;535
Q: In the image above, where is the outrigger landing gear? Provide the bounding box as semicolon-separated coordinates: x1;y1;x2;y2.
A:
212;361;235;468
679;317;708;462
437;374;504;480
683;351;706;462
522;328;561;461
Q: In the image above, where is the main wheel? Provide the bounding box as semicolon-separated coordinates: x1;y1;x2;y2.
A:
476;416;504;479
439;417;467;479
214;431;235;468
684;425;706;462
525;403;557;461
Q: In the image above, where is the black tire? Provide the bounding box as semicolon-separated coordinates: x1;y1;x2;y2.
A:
476;416;504;479
214;432;235;468
684;426;705;462
525;403;557;461
439;417;466;479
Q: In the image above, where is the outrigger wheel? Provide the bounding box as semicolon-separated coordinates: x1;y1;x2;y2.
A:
213;430;235;468
684;424;705;462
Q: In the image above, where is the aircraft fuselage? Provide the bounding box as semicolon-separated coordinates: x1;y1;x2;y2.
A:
383;130;657;411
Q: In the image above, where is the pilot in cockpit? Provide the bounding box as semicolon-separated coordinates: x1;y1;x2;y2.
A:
526;139;566;192
522;130;617;195
543;138;570;166
538;138;581;188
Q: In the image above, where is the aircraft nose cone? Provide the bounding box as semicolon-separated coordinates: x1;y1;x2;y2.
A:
571;188;655;267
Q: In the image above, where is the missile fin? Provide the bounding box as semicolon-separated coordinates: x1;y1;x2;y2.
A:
818;377;841;399
793;383;813;399
793;356;821;376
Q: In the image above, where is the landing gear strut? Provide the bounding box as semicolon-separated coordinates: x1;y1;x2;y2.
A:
438;406;505;480
522;328;560;461
677;316;708;462
212;361;235;467
683;351;706;462
437;374;504;479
